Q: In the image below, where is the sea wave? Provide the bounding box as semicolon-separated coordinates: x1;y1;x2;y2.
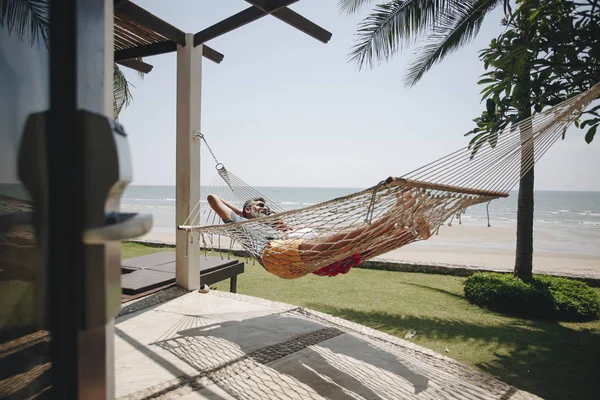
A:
536;219;563;224
123;197;175;202
579;212;600;217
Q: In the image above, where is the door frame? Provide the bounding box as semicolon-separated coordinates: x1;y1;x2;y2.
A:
47;0;113;397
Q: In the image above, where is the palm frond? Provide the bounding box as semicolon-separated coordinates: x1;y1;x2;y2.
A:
338;0;376;16
404;0;500;87
113;63;134;120
348;0;464;70
0;0;50;49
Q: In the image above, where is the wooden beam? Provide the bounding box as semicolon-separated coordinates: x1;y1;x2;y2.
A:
114;0;186;45
114;40;176;61
202;46;224;64
115;40;223;64
386;177;509;198
116;59;154;73
194;0;299;46
245;0;331;43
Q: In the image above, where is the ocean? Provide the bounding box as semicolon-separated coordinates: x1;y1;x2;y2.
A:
2;183;597;257
120;185;600;257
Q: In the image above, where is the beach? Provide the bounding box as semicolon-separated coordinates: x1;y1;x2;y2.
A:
121;185;600;279
136;223;600;280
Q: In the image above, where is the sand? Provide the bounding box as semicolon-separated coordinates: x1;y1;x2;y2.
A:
136;224;600;280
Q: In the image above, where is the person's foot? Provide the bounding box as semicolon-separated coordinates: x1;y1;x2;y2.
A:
399;191;431;239
413;217;431;240
399;191;417;209
388;191;416;217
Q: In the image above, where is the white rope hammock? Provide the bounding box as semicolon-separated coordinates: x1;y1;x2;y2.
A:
180;84;600;278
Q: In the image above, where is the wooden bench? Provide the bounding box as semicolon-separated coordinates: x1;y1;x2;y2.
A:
121;252;244;297
197;256;244;293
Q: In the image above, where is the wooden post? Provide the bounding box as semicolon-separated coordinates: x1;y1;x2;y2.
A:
176;34;202;290
104;1;116;397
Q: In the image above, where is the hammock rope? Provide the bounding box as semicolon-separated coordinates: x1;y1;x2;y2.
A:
179;84;600;279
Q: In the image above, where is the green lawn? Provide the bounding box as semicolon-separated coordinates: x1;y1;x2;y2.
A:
122;242;600;400
2;242;596;399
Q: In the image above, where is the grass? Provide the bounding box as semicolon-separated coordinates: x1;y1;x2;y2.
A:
0;242;175;339
122;241;175;259
122;242;600;400
2;242;597;399
0;280;34;339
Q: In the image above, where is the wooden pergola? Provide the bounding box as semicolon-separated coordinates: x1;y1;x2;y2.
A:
111;0;331;289
114;0;331;71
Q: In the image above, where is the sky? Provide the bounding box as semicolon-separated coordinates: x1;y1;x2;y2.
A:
118;0;600;191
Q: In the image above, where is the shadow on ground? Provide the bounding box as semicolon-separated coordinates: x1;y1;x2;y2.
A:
144;313;432;399
306;303;600;400
118;309;521;400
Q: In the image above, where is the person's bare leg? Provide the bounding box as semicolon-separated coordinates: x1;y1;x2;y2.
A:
299;190;420;259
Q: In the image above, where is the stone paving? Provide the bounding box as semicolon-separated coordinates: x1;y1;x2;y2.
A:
115;290;541;400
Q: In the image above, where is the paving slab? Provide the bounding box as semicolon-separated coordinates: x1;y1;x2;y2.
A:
115;291;540;400
115;291;317;397
176;332;537;400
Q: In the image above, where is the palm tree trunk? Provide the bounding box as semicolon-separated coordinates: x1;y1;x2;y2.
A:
514;156;534;279
514;77;534;280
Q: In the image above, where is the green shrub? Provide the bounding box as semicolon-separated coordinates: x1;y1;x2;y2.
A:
464;272;600;321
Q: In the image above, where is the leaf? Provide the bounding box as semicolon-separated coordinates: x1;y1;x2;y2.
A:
468;130;489;147
404;329;416;339
403;0;501;87
113;64;134;120
585;125;597;144
528;9;541;22
0;0;50;49
337;0;376;16
489;126;499;147
581;118;600;128
486;98;496;115
480;84;497;99
587;105;600;114
471;140;485;159
349;0;461;70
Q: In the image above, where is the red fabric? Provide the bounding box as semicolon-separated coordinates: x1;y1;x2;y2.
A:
312;253;363;277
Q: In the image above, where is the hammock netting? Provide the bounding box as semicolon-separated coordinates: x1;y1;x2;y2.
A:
179;84;600;279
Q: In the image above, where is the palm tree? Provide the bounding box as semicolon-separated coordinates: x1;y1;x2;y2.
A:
0;0;140;119
342;0;542;280
340;0;511;87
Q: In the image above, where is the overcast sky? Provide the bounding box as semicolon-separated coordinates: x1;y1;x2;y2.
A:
118;0;600;191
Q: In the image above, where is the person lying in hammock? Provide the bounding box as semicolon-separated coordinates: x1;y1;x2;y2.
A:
206;193;431;279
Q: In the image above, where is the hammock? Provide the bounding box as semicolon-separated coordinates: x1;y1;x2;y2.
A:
179;84;600;279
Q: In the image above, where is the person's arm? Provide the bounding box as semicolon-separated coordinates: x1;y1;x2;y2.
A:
207;194;243;221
